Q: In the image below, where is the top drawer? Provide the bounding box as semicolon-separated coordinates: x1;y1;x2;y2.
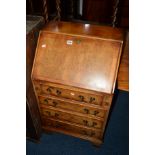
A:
34;82;104;106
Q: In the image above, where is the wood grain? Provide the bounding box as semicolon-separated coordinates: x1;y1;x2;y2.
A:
31;21;124;145
40;105;104;129
38;82;104;106
42;117;102;139
32;30;123;94
38;95;106;118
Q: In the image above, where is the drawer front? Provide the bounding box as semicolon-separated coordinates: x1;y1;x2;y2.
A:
38;84;103;106
42;118;102;139
38;95;105;118
40;107;103;129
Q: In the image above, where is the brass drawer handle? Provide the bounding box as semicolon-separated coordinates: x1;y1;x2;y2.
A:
83;108;89;114
56;90;61;95
93;111;99;116
79;95;84;101
54;113;59;118
52;101;58;107
89;97;95;103
47;87;53;93
44;99;48;104
83;120;88;126
91;122;97;127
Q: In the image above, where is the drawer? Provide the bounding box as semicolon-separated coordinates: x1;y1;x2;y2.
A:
36;83;103;106
38;95;105;118
42;117;102;139
40;106;103;129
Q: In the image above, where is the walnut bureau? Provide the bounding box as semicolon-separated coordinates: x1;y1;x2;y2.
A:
31;21;124;145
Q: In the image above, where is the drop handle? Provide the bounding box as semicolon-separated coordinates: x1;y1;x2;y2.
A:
56;90;61;95
45;111;51;116
83;120;88;126
91;122;97;127
47;87;53;92
89;97;95;103
83;108;89;114
44;99;48;104
79;95;84;101
93;111;99;116
54;113;59;118
52;101;58;107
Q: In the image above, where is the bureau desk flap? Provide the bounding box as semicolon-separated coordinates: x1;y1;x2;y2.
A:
32;25;123;94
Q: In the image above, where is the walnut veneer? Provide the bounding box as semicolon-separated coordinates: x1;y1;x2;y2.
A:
32;21;124;145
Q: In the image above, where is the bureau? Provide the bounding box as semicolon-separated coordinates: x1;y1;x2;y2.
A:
31;21;124;145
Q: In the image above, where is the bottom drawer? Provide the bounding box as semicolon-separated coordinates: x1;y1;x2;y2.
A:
42;117;102;139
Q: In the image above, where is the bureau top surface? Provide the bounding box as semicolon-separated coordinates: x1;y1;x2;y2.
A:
32;22;124;94
42;21;124;42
